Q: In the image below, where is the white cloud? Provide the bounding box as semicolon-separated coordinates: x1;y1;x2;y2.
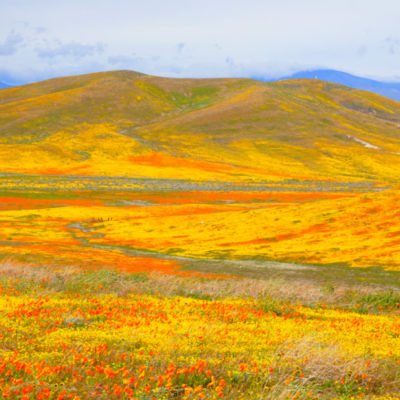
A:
0;31;24;56
1;0;400;82
36;41;105;59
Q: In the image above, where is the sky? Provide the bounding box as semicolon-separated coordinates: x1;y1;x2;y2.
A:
1;0;400;83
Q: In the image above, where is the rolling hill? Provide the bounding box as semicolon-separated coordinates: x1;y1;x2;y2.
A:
0;70;400;184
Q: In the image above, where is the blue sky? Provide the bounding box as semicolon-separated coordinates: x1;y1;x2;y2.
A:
1;0;400;83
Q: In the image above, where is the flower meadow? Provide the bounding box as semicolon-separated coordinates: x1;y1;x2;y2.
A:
1;65;400;400
0;186;399;399
1;189;400;274
0;267;399;400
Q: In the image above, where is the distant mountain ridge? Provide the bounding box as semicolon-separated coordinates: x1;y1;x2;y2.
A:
3;69;400;100
277;69;400;102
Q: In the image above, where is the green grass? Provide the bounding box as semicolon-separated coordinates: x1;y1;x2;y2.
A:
1;263;398;317
355;291;400;314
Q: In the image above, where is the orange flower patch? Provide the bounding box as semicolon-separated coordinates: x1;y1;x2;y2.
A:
129;152;236;174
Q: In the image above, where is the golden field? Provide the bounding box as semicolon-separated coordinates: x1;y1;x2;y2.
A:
0;71;400;398
0;187;399;271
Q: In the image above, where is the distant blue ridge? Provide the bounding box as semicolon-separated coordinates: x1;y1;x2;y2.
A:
0;82;11;89
255;69;400;102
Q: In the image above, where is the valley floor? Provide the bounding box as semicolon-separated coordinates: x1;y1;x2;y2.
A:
0;175;399;272
0;176;399;399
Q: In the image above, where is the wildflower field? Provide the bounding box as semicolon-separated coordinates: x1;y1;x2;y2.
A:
0;266;399;400
1;71;400;399
0;179;399;399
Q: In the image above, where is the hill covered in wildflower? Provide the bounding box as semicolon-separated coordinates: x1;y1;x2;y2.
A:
1;70;400;183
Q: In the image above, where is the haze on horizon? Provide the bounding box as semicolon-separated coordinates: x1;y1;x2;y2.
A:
1;0;400;84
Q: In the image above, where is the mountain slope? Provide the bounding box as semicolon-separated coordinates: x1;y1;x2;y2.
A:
282;69;400;102
1;70;400;183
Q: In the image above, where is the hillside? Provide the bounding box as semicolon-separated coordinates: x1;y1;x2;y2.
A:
1;70;400;184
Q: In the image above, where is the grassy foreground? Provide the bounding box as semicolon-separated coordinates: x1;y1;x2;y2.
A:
0;264;399;400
